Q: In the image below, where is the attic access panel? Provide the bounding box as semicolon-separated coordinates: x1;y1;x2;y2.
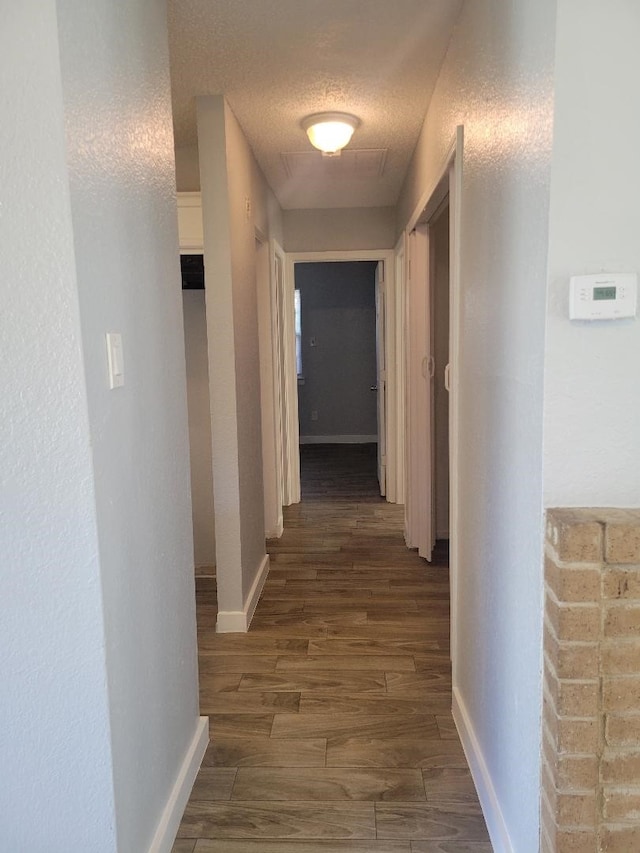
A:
281;148;388;181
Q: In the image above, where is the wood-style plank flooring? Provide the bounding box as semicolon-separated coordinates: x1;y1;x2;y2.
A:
175;444;491;852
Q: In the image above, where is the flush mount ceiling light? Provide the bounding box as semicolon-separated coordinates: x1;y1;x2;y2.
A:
301;112;360;155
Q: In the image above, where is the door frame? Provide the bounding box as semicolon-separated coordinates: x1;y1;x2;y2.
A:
284;249;401;504
404;126;463;677
270;239;299;507
256;229;283;537
375;261;387;497
405;224;433;559
393;235;407;508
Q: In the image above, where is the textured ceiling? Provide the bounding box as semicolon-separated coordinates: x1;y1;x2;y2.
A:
168;0;464;209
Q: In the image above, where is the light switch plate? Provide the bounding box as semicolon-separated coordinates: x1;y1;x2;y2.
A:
106;332;124;389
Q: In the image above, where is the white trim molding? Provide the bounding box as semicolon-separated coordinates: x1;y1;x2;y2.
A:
216;554;270;633
402;125;464;686
299;434;378;445
274;240;300;507
176;191;204;253
452;687;513;853
147;715;209;853
286;248;400;504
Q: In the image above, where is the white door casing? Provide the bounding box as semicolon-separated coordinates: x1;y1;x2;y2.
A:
394;235;407;508
256;232;283;538
405;225;434;560
403;127;463;684
375;261;387;496
285;250;399;505
272;241;300;506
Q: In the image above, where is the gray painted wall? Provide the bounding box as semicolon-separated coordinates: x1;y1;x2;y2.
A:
2;1;201;850
1;4;116;847
173;149;390;253
197;96;284;623
183;291;216;567
284;208;396;252
396;0;556;846
57;1;201;848
543;0;640;507
296;262;378;441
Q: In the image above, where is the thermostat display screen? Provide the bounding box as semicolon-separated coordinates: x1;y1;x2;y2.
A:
570;272;637;320
593;286;616;301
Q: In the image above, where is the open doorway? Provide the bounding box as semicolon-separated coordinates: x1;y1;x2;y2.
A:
430;199;451;562
293;260;389;500
284;248;402;506
404;178;454;563
181;257;216;575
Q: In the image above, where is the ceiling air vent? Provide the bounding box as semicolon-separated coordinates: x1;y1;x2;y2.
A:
281;148;387;181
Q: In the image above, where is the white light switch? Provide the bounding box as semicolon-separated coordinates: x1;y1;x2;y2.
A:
106;333;125;389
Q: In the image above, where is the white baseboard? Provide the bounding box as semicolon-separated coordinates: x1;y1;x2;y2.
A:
245;553;269;627
216;553;270;633
148;715;209;853
452;686;514;853
299;434;378;444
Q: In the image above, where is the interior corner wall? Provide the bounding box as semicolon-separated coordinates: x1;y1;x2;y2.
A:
395;1;556;849
175;142;284;248
197;95;275;617
543;0;640;509
175;144;201;192
223;101;273;600
1;4;116;848
56;1;201;850
283;207;396;252
183;291;216;568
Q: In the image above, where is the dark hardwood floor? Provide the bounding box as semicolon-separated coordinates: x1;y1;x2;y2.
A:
175;444;491;852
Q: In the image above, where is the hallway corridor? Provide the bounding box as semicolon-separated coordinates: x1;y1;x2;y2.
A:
174;445;491;851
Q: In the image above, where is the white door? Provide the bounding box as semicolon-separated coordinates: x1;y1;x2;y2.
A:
375;261;387;496
406;225;434;560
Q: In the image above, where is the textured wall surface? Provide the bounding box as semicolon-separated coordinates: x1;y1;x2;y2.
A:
174;142;284;247
176;143;202;192
284;207;396;253
396;0;556;848
197;95;245;616
198;95;280;618
296;262;378;439
0;3;116;849
183;291;216;567
56;0;200;849
543;0;640;508
221;101;268;601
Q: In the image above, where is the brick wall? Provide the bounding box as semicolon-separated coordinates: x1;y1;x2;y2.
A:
542;509;640;852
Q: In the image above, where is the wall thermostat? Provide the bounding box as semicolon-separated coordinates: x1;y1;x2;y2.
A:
569;273;637;321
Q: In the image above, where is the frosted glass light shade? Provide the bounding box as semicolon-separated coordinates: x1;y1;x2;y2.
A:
302;112;360;154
